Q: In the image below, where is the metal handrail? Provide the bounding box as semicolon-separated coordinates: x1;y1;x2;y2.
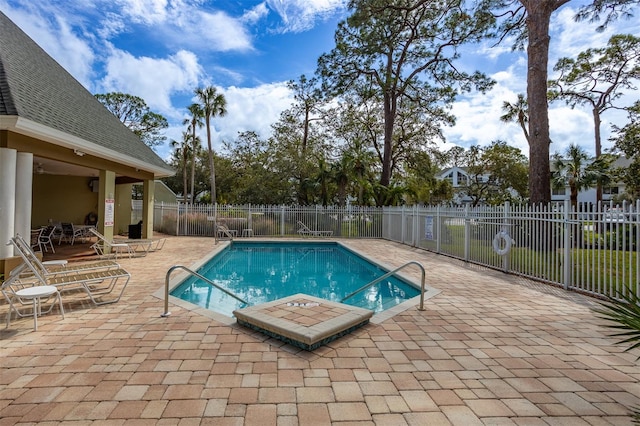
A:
340;261;427;311
161;265;249;317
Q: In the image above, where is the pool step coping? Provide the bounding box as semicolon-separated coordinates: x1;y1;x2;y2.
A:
233;293;374;350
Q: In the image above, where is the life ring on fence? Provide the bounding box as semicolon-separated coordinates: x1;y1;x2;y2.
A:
492;230;512;256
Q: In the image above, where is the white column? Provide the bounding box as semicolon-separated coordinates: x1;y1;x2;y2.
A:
15;152;34;243
0;148;17;258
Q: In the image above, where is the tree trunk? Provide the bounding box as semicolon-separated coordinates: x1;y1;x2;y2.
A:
380;91;395;197
182;155;188;204
206;118;216;204
524;2;555;205
190;124;197;204
593;107;603;203
522;0;569;204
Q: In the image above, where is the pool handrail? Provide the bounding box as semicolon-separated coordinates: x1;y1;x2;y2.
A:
340;261;427;311
162;265;249;317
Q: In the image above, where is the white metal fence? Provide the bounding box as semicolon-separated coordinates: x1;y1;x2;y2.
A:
151;203;383;238
384;201;640;300
142;201;640;300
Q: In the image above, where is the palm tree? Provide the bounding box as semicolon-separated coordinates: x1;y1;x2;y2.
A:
331;156;351;208
169;133;192;201
500;93;530;145
184;103;204;204
594;286;640;422
195;86;227;204
551;144;590;209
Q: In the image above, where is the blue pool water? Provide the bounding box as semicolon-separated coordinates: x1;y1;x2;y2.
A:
171;242;420;317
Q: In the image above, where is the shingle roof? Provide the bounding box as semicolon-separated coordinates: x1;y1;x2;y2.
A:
0;11;172;176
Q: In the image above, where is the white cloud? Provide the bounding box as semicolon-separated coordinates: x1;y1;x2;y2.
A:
153;82;294;160
212;83;294;147
1;2;96;89
191;10;254;52
266;0;347;33
548;106;593;154
112;0;177;25
444;81;529;153
99;48;203;117
242;2;270;25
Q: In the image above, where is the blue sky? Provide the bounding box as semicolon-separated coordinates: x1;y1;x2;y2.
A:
2;0;638;162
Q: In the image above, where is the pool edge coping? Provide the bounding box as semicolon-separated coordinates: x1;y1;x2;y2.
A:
152;238;442;325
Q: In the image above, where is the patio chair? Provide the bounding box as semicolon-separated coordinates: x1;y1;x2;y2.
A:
30;228;43;251
58;222;86;245
38;225;57;253
89;228;153;258
8;236;131;306
297;221;333;237
217;224;238;240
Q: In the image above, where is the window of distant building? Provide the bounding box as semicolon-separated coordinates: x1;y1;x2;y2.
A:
603;186;619;195
552;187;566;196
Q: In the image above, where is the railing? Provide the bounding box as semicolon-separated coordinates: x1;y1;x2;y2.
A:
384;200;640;301
139;201;640;302
161;265;249;317
150;203;382;239
341;261;427;311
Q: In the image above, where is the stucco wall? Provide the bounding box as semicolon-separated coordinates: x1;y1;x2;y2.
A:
32;175;99;227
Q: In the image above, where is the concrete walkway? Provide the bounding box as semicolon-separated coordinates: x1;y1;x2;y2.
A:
1;237;638;425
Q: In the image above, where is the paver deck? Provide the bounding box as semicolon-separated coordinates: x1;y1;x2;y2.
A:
1;236;639;425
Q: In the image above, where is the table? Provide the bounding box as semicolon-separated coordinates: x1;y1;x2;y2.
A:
242;229;254;237
14;286;64;331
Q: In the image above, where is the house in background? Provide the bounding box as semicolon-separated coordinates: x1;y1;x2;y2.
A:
436;166;489;205
0;11;174;261
550;156;631;206
437;157;630;207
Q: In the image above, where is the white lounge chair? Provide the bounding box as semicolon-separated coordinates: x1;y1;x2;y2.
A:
297;221;333;237
12;234;120;276
217;224;238;240
8;235;131;306
89;229;150;258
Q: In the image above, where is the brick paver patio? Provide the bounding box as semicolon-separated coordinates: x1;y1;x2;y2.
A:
1;237;639;425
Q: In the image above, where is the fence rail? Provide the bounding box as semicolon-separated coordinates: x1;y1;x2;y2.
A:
142;201;640;301
151;203;382;239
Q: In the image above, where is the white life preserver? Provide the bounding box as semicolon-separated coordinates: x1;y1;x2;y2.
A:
492;231;512;256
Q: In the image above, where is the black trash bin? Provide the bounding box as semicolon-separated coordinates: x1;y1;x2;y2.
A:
128;221;142;239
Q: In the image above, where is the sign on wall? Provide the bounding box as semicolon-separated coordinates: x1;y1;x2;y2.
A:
105;199;115;226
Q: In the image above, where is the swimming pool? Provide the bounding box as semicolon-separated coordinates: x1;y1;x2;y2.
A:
171;241;421;317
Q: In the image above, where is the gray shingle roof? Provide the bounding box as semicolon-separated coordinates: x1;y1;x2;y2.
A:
0;11;173;175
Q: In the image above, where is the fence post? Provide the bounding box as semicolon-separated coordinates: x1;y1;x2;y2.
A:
464;204;470;262
412;204;420;247
436;205;441;253
176;202;181;236
562;198;571;290
502;202;511;272
636;200;640;297
281;205;285;236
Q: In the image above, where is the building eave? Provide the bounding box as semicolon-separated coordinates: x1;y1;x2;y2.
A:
2;115;173;178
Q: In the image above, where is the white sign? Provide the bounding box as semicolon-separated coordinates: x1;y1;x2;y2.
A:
425;216;434;240
105;199;115;226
